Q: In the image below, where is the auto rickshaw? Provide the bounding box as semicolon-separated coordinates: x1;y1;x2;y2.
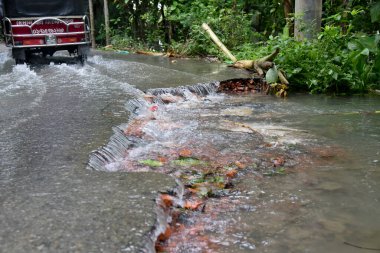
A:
1;0;90;64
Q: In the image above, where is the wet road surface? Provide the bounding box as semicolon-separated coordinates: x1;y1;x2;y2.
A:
2;45;379;253
0;45;248;252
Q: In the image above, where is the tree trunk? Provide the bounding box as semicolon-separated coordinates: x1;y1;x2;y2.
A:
88;0;96;48
132;0;144;41
284;0;293;18
103;0;110;45
341;0;349;33
283;0;294;35
294;0;322;40
160;3;171;46
232;0;237;10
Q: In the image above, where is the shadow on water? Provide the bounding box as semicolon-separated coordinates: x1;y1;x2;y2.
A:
0;53;84;75
25;53;84;66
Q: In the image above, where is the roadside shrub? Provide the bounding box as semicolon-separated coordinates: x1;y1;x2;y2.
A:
167;0;256;56
235;27;379;94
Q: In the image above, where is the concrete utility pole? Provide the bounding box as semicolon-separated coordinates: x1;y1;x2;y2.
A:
294;0;322;40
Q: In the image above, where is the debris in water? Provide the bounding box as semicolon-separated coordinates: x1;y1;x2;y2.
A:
225;169;238;178
235;161;246;169
171;158;208;168
87;81;349;252
123;118;150;137
161;194;175;207
218;78;268;94
184;200;204;210
149;105;159;112
273;156;286;167
139;159;164;167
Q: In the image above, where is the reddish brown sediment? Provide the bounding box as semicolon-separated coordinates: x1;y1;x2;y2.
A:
218;78;269;94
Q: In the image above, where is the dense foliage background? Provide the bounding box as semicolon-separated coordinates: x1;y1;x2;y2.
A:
92;0;380;93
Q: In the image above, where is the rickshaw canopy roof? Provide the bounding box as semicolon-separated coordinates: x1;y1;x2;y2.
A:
1;0;88;18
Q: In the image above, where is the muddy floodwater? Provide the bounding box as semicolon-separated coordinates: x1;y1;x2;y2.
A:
1;46;379;253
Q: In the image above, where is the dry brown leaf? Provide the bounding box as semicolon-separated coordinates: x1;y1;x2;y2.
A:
273;157;285;167
179;149;192;158
161;194;174;207
235;161;246;169
184;201;203;210
158;156;168;163
157;226;172;241
225;169;238;178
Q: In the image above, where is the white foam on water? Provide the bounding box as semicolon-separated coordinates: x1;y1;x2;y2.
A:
245;122;311;145
0;64;46;134
46;60;145;98
88;55;107;65
0;64;42;94
0;51;10;65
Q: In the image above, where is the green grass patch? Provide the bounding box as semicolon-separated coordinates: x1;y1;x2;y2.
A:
171;158;208;167
263;167;287;176
138;159;163;167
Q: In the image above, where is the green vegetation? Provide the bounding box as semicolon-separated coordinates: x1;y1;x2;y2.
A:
139;159;163;167
235;29;380;94
263;167;287;176
171;157;208;167
92;0;380;94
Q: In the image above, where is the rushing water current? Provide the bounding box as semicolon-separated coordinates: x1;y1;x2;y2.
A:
89;87;380;252
1;47;379;253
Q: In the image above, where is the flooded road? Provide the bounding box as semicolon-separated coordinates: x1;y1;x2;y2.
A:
88;86;380;253
1;44;379;253
0;46;248;252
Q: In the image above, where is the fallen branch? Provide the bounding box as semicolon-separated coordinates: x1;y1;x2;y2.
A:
278;70;289;85
232;48;278;71
231;49;288;85
260;48;280;62
201;24;289;88
136;50;165;56
202;23;237;63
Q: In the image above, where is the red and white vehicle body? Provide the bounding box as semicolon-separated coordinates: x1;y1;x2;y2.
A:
1;1;90;63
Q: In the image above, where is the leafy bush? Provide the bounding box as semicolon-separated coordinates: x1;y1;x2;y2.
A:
347;33;380;91
167;0;257;56
235;26;380;94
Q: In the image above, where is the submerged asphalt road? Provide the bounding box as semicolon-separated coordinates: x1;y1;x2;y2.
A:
0;45;248;252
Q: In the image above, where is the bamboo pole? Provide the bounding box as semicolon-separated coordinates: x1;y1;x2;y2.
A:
202;23;237;63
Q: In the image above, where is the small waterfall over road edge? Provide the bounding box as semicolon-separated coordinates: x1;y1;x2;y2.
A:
87;81;220;172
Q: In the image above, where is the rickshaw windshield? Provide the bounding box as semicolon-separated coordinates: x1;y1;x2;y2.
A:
1;0;88;18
